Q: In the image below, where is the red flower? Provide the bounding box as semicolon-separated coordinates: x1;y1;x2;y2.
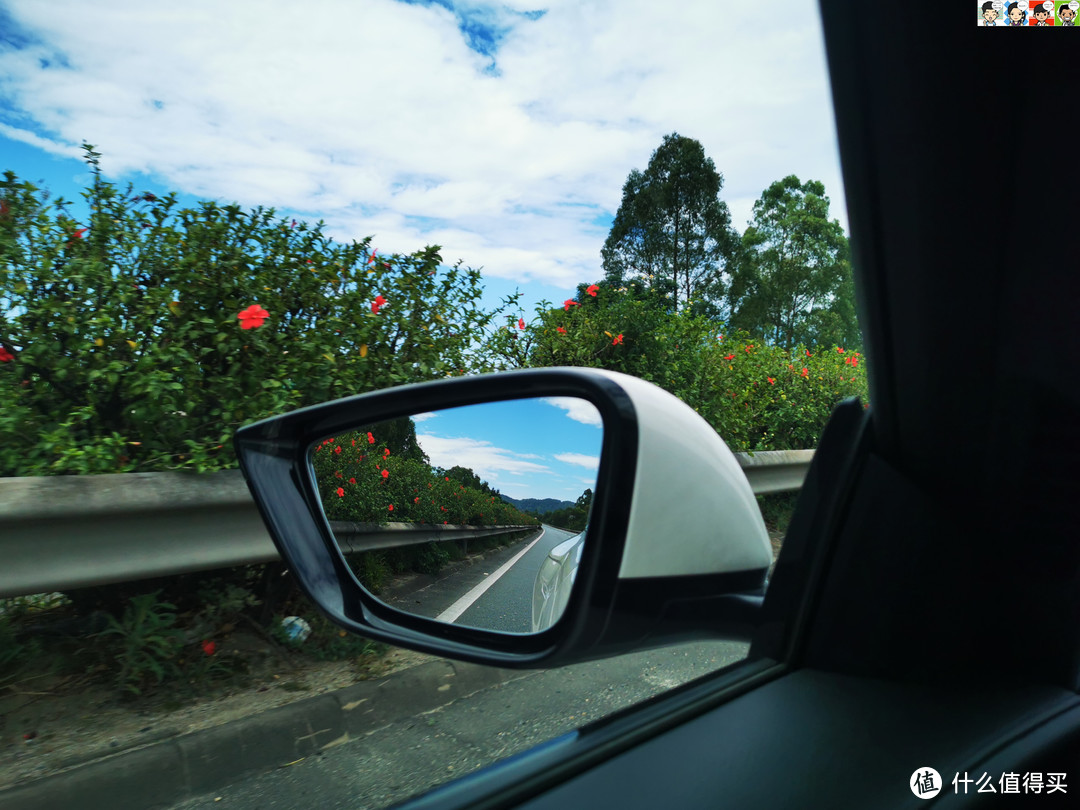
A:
371;295;388;314
368;249;377;265
445;476;450;481
563;300;579;311
612;334;623;345
349;477;356;484
238;304;269;329
388;504;394;511
586;284;599;297
381;469;389;479
444;521;448;525
767;377;775;385
837;347;845;354
0;347;14;363
72;228;88;239
414;497;420;503
334;445;342;455
367;432;375;444
383;448;390;457
557;327;567;334
201;640;216;656
744;345;753;353
806;350;812;357
518;317;525;330
801;368;809;378
336;487;345;497
724;354;736;361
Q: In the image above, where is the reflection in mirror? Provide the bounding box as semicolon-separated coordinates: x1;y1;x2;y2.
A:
310;397;602;634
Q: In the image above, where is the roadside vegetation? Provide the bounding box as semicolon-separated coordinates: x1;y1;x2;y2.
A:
1;136;866;700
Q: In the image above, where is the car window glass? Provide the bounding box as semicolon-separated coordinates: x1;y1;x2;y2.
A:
0;1;858;806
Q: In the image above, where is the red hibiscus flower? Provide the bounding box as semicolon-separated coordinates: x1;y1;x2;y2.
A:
586;284;599;297
367;432;375;444
744;345;753;353
837;347;845;353
349;477;356;484
383;448;390;457
612;334;624;345
564;300;579;311
201;640;216;656
237;304;269;329
767;377;775;385
518;317;525;330
414;497;420;503
381;469;389;479
72;228;88;239
334;445;342;455
371;295;388;314
724;354;736;361
806;350;812;357
368;249;377;265
557;327;567;334
388;504;394;511
801;368;809;378
0;347;14;363
336;487;345;497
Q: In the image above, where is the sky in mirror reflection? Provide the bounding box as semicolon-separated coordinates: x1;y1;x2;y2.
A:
413;397;601;501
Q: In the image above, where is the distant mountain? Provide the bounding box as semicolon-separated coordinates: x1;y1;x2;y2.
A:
500;496;574;515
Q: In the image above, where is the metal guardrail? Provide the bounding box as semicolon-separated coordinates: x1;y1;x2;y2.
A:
0;450;812;599
330;522;534;554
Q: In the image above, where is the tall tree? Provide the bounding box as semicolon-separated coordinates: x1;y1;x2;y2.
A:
601;133;736;315
728;176;857;350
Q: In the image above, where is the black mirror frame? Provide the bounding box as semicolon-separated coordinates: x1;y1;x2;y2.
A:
235;368;640;667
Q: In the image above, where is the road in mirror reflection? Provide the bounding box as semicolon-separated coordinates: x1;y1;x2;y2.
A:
310;397;602;633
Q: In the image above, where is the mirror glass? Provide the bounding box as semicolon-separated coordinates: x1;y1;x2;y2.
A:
309;397;602;634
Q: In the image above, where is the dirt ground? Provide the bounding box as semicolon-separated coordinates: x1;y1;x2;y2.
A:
2;531;785;792
0;632;434;790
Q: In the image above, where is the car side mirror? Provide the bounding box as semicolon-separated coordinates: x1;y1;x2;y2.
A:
235;368;772;668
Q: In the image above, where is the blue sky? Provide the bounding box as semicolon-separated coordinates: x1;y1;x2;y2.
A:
0;0;845;318
413;397;602;501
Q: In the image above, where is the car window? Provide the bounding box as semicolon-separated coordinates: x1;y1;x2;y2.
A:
0;2;860;807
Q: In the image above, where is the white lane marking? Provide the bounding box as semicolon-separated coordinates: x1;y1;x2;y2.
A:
435;527;548;624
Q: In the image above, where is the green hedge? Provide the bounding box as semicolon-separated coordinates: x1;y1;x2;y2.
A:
0;148;498;476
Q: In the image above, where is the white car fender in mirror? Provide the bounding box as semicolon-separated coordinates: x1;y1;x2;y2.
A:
592;371;773;580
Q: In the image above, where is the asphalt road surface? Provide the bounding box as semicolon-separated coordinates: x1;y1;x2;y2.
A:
379;525;577;633
167;639;749;810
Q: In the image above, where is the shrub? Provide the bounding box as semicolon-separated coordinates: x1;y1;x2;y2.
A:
0;146;499;476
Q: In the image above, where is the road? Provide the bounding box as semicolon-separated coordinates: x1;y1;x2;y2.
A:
166;639;749;810
379;525;577;633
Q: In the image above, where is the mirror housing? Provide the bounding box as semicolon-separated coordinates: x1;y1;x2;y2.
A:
235;368;772;668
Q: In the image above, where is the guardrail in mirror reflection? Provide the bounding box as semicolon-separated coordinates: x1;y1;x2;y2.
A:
0;450;812;599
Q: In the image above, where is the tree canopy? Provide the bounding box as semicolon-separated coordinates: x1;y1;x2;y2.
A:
601;133;736;316
727;175;857;351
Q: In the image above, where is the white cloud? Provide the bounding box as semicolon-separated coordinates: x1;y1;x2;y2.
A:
0;0;844;290
412;412;439;422
416;432;549;485
553;452;600;471
543;397;602;427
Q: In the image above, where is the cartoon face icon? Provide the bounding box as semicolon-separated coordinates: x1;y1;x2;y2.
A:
1034;7;1051;19
1009;4;1024;20
983;5;999;20
1061;5;1076;20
